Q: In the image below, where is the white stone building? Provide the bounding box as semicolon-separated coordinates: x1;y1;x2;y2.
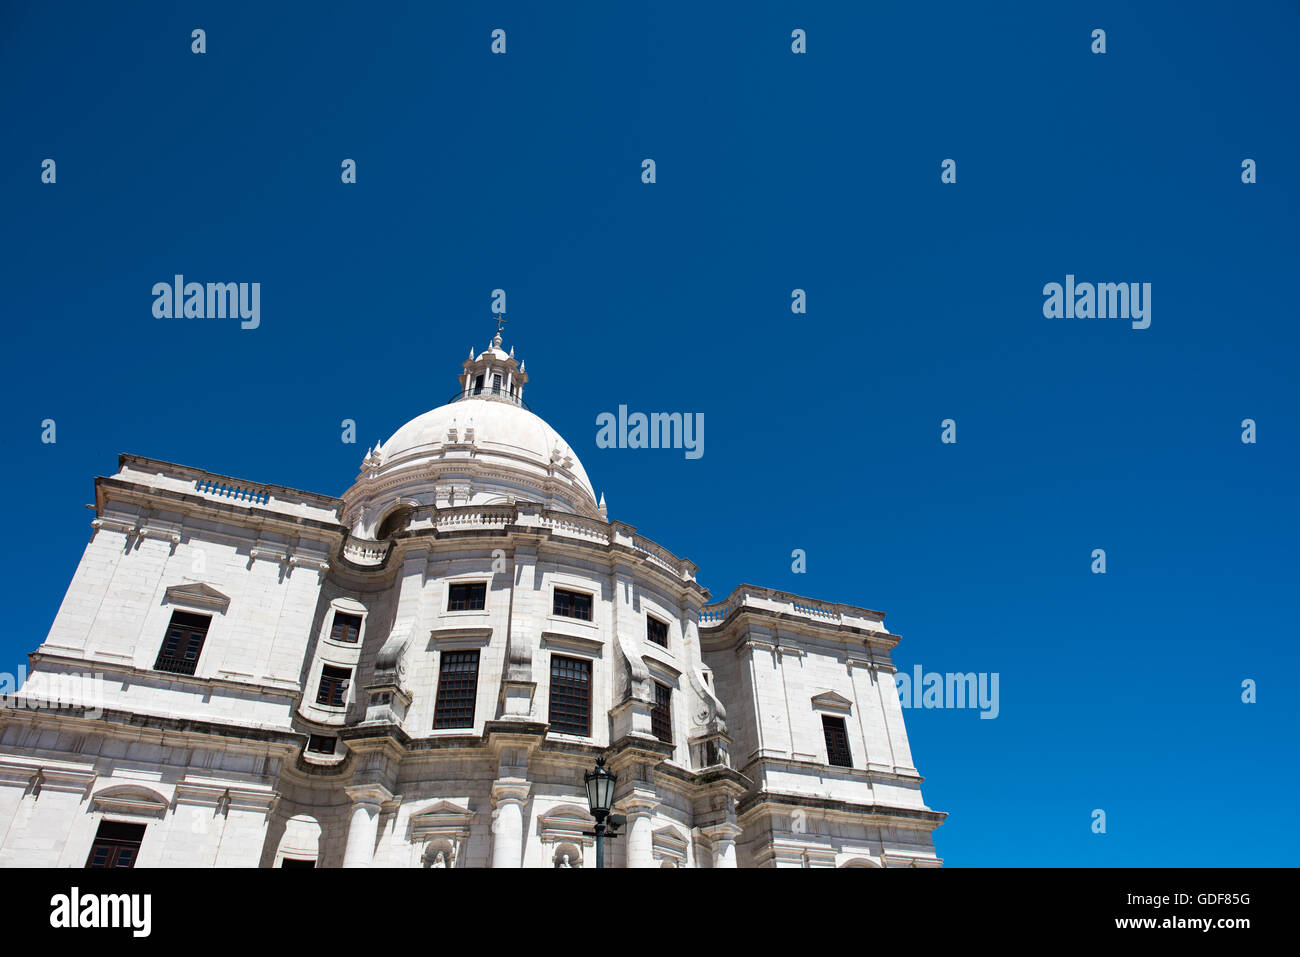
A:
0;331;944;867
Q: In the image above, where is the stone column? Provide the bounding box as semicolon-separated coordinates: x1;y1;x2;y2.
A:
621;795;658;868
342;784;390;868
490;779;530;868
701;822;742;868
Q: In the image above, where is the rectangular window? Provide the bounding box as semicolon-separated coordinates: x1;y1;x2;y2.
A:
822;715;853;768
433;650;480;729
548;655;591;736
306;734;337;755
330;612;362;643
86;821;146;868
281;858;316;868
647;615;669;647
447;582;487;611
153;610;211;676
316;665;351;708
553;588;592;621
651;681;673;743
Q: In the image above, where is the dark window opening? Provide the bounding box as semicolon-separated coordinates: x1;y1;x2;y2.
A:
433;650;480;729
86;821;146;868
154;610;211;676
281;858;316;868
553;588;592;621
548;655;591;736
330;612;362;643
378;506;413;540
647;615;669;647
448;582;487;611
651;681;673;743
316;666;351;708
306;734;337;755
823;715;853;768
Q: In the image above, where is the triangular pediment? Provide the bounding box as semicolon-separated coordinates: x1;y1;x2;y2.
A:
164;581;231;613
409;800;474;840
810;690;853;712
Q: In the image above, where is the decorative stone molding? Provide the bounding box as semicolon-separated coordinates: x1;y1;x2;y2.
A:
430;626;493;646
163;581;231;614
409;799;474;844
90;784;170;819
174;780;279;816
810;690;853;714
540;631;604;656
536;803;595;848
651;824;689;866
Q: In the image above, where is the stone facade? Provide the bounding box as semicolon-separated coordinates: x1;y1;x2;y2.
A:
0;332;944;867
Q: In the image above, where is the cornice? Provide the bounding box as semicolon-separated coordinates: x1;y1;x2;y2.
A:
736;790;948;830
27;651;302;698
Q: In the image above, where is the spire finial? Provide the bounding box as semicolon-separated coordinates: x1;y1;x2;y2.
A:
494;312;508;336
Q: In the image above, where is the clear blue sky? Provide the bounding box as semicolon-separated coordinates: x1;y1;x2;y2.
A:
2;2;1296;866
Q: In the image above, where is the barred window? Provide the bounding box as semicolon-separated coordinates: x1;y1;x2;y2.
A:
647;615;668;647
822;715;853;768
651;681;673;743
433;650;480;729
553;588;592;621
448;582;487;611
330;612;362;643
316;665;351;708
306;734;336;754
548;655;591;736
153;611;211;676
86;821;146;869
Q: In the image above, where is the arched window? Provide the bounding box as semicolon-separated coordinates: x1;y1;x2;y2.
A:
377;505;413;540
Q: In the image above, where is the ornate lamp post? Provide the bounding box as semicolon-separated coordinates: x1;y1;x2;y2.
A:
583;756;622;868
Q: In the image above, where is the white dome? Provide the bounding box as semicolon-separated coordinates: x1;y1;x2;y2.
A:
342;332;600;535
383;398;595;503
341;396;599;533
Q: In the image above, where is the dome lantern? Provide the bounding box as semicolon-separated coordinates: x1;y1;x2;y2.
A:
457;326;528;408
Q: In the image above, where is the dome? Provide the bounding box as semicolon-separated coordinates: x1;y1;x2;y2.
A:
341;329;601;535
379;398;596;506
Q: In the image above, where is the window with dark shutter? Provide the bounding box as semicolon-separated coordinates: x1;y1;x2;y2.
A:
822;715;853;768
306;735;336;754
647;615;668;647
433;650;480;729
316;666;351;708
330;612;362;643
548;655;591;735
447;582;487;611
651;681;673;743
553;588;592;621
153;611;211;676
85;821;146;868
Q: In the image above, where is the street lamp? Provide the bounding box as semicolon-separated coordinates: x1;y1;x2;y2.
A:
583;756;621;868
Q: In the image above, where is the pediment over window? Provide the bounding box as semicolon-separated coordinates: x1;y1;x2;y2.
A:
537;804;595;846
409;800;474;841
652;825;688;865
163;581;231;613
810;690;853;713
91;785;170;818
